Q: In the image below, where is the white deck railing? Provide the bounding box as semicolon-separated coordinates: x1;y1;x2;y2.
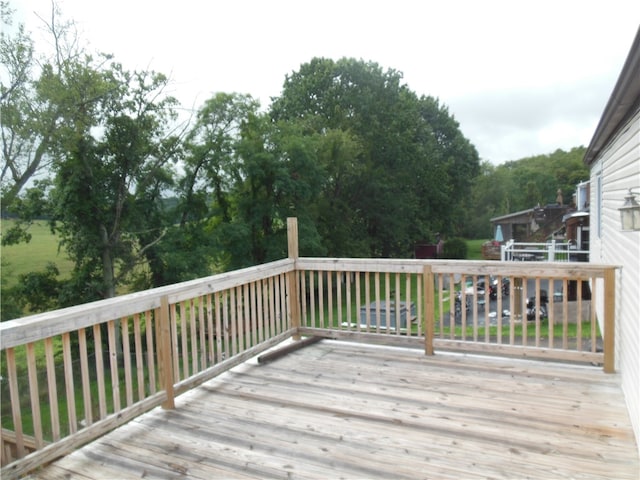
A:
501;239;590;262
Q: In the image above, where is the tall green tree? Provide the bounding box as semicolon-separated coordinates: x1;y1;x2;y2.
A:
207;111;327;270
49;62;180;301
270;57;479;257
0;1;83;210
140;92;263;285
464;147;589;239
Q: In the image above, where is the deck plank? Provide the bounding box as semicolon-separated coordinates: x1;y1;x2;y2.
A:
26;340;639;479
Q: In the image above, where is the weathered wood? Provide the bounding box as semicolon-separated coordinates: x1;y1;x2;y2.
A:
158;295;175;409
132;314;145;401
92;325;106;420
172;330;295;396
25;343;43;449
77;328;93;426
5;348;24;458
296;257;614;278
0;258;295;349
0;391;168;480
603;267;616;373
0;251;622;473
257;335;322;364
120;316;133;407
61;332;77;435
288;218;301;340
21;341;638;480
424;265;435;355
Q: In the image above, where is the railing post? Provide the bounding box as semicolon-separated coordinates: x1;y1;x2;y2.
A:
423;264;435;356
158;295;175;408
603;267;616;373
287;218;301;340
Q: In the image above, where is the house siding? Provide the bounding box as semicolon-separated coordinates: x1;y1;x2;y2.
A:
590;106;640;453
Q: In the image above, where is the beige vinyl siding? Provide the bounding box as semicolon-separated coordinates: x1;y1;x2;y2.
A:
590;106;640;453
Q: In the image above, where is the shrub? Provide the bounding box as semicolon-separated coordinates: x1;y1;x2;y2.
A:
442;237;468;259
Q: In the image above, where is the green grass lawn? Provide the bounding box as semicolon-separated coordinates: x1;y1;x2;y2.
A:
1;220;74;288
465;239;489;260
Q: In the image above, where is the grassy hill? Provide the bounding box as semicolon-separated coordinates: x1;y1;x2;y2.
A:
1;220;74;288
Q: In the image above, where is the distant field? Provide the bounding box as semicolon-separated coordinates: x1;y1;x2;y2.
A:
1;219;489;288
1;220;73;288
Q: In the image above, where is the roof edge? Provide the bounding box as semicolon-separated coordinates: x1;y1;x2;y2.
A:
584;27;640;166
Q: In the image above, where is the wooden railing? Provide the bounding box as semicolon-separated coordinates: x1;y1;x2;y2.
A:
0;218;617;478
0;258;296;478
295;258;615;368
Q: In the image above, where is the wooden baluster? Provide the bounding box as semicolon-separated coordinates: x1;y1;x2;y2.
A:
121;317;133;407
534;278;541;348
590;277;598;353
576;281;583;351
337;271;343;330
603;267;615;373
106;322;120;413
355;272;362;332
317;271;324;329
423;265;435;356
230;288;238;356
346;271;352;330
170;303;180;383
132;315;145;402
222;290;231;360
496;276;503;345
395;273;402;336
189;299;198;374
92;325;106;421
374;272;381;334
26;342;43;450
562;278;569;350
254;281;262;345
77;329;93;426
61;333;77;434
244;284;252;349
199;296;207;370
214;292;223;363
145;311;157;395
6;348;24;457
158;296;175;409
206;294;215;365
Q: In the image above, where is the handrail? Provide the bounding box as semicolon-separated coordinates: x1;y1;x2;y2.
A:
0;259;294;350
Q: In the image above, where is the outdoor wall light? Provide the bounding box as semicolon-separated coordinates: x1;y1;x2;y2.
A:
619;188;640;231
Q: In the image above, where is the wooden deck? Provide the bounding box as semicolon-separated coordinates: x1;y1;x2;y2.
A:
25;340;638;479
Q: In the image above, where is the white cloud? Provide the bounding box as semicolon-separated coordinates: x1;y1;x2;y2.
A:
13;0;640;163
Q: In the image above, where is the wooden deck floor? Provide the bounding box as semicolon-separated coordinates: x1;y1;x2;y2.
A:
26;340;638;479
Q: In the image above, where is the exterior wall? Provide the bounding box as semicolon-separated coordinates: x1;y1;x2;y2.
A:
589;107;640;452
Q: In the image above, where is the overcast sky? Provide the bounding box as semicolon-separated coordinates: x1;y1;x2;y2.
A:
14;0;640;164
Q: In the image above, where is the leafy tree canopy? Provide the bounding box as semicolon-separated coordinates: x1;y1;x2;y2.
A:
271;57;480;257
464;147;589;238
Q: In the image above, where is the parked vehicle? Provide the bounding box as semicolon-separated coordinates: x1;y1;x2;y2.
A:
526;290;548;320
490;276;510;298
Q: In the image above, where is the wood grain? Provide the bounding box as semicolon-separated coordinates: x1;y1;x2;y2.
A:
25;340;638;480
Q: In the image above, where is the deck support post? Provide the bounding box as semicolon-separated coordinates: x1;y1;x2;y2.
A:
423;265;435;355
287;218;301;340
603;267;616;373
158;295;175;408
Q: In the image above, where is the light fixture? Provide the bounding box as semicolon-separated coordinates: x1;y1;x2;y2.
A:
619;189;640;231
